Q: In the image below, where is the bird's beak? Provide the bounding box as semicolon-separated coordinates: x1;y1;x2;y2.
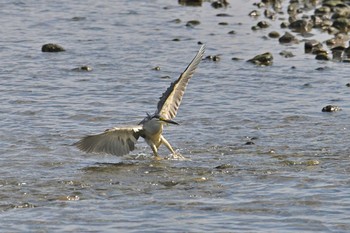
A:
159;117;179;125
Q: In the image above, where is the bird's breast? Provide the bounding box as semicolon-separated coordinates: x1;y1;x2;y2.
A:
143;119;163;136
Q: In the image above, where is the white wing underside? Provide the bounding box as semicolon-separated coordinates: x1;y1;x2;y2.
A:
157;45;205;120
74;125;143;156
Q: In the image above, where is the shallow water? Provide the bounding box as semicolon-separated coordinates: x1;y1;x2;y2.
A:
1;0;350;232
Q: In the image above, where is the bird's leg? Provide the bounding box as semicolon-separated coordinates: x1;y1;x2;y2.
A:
160;135;185;159
160;135;175;154
150;143;162;160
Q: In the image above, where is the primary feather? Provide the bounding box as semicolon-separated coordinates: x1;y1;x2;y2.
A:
156;44;205;120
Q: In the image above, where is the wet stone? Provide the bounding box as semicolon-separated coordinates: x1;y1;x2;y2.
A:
314;6;331;16
204;55;220;62
248;10;260;17
280;22;290;28
178;0;202;6
41;43;65;52
186;20;201;27
289;19;313;33
211;0;229;9
279;32;298;44
215;164;233;169
305;40;322;53
257;21;270;28
71;66;93;71
279;50;295;58
332;18;350;32
322;105;341;112
247;52;273;66
216;13;232;17
264;9;276;20
268;31;280;38
315;53;330;60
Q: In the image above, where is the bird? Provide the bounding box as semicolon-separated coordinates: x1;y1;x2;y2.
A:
74;45;205;159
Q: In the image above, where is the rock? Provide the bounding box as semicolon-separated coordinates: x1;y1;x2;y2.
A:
304;40;322;53
279;50;295;58
41;43;65;52
178;0;202;6
346;83;350;87
289;19;313;33
248;10;260;17
152;66;161;71
322;105;341;112
268;31;280;38
228;30;236;34
211;0;229;8
314;6;331;16
331;46;346;60
247;52;273;66
315;53;330;60
323;0;346;8
332;18;350;32
71;66;92;71
170;18;181;23
186;20;200;27
280;22;290;28
257;21;270;28
325;33;348;47
205;55;220;62
279;32;298;44
215;164;233;169
216;13;232;17
264;9;276;20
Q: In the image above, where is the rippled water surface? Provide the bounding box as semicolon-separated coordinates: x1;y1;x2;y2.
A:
1;0;350;232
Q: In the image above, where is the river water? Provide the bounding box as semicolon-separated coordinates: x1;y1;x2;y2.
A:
1;0;350;232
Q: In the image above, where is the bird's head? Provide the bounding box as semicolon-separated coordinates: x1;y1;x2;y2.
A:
139;113;179;125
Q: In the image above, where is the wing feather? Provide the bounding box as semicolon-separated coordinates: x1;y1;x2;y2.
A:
157;45;205;120
74;125;143;156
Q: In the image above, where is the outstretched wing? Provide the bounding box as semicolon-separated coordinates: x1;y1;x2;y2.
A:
74;125;143;156
156;45;205;120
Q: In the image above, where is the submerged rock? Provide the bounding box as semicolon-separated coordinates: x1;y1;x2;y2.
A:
41;43;65;52
315;53;330;60
247;52;273;66
279;32;298;44
268;31;280;38
304;40;322;53
248;10;260;17
289;19;313;33
211;0;229;8
204;55;220;62
186;20;201;27
178;0;202;6
71;66;93;72
279;50;295;58
322;105;341;112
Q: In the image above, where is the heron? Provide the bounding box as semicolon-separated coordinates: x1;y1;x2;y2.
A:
74;45;205;159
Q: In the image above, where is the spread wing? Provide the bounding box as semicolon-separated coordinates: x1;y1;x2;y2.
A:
156;45;205;120
74;126;143;156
